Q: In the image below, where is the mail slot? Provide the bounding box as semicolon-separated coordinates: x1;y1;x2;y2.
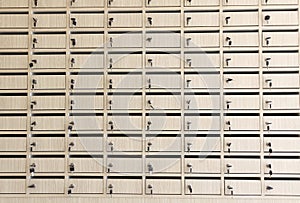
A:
70;14;104;28
146;13;180;27
184;136;221;152
224;116;260;131
108;33;142;48
263;11;298;26
146;95;181;110
107;116;142;131
223;12;258;26
31;96;65;110
223;32;259;47
146;33;180;48
0;179;26;194
69;75;104;90
30;55;65;69
0;96;27;110
185;12;219;27
107;157;142;173
32;14;66;28
28;179;64;194
107;178;142;194
30;137;65;152
0;14;28;28
146;116;181;131
108;13;142;28
70;34;104;48
32;34;66;49
185;158;220;174
69;136;103;152
185;32;220;48
184;116;220;131
30;158;65;173
31;116;65;131
146;179;181;195
0;55;28;70
145;136;181;152
69;157;103;173
0;158;26;173
70;54;104;69
225;180;261;196
0;34;28;49
70;95;103;110
185;179;221;195
147;74;181;89
69;116;103;131
68;179;103;194
0;137;26;152
107;95;142;110
0;117;27;131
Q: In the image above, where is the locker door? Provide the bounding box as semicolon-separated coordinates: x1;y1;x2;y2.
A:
265;181;300;196
0;0;28;7
70;54;104;69
223;53;259;67
108;33;142;48
146;13;180;27
108;116;142;131
147;74;181;89
185;74;221;89
146;0;180;7
0;75;27;90
0;35;28;49
108;54;142;69
70;0;104;7
70;34;104;49
107;13;142;28
262;0;298;5
70;116;103;131
185;0;219;6
31;96;65;110
32;0;66;7
107;179;142;194
0;14;28;28
0;158;26;172
223;12;258;26
146;95;181;110
145;137;181;152
108;0;142;7
69;137;103;152
30;137;65;152
31;117;65;131
262;53;299;68
264;159;300;174
185;158;220;174
69;158;103;173
263;11;298;26
223;0;259;5
28;179;64;194
146;33;180;48
32;75;65;90
0;137;26;152
107;137;142;152
0;117;27;130
185;95;220;110
70;14;104;28
107;157;142;173
264;138;300;153
146;116;181;131
223;32;259;47
32;14;66;28
108;75;142;89
30;158;65;173
32;34;66;49
184;53;220;68
0;55;28;70
224;159;260;174
224;137;260;152
146;157;181;173
70;75;103;90
263;95;299;110
146;54;181;69
184;13;219;27
185;116;220;131
224;95;260;110
145;179;181;195
225;180;261;196
184;137;221;152
107;95;142;110
68;179;103;194
0;179;26;194
185;32;220;48
0;96;27;110
70;95;103;110
264;116;300;131
224;74;259;89
263;74;299;89
263;32;299;47
30;55;66;69
185;179;221;195
224;116;260;131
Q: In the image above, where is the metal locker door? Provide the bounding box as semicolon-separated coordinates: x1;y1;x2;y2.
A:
146;95;181;110
0;75;27;90
28;179;65;194
32;0;66;7
185;32;220;48
70;116;103;131
0;34;28;49
108;0;142;7
262;0;298;5
185;179;221;195
145;136;181;152
107;179;142;194
108;33;142;48
265;181;300;196
264;159;300;174
263;95;299;110
145;179;181;195
70;14;104;28
264;138;300;153
107;157;142;173
223;53;259;67
108;75;142;89
107;116;142;131
0;0;28;7
70;95;103;110
263;116;300;131
70;54;104;69
31;75;66;90
146;33;180;48
0;55;28;70
223;32;259;47
185;0;219;6
32;14;66;28
263;73;299;89
0;137;26;152
0;179;26;194
69;75;104;90
223;12;258;26
107;13;142;28
30;55;66;69
185;95;221;110
224;137;261;152
185;74;220;89
108;54;142;69
107;95;142;110
263;32;299;47
184;116;220;131
70;0;104;7
146;116;181;131
0;14;28;28
68;158;103;173
184;158;221;174
184;136;221;152
68;179;103;194
31;96;65;110
262;53;299;68
146;156;181;173
0;117;27;130
30;158;65;173
30;137;65;152
31;116;65;131
263;11;298;26
147;74;181;89
69;137;103;152
224;74;259;89
0;96;27;110
146;54;181;69
223;0;259;5
146;13;180;27
70;34;104;49
184;53;220;68
224;116;260;131
32;34;66;49
0;158;26;173
146;0;180;7
225;180;261;196
224;95;260;110
224;158;260;174
184;13;219;27
107;136;142;152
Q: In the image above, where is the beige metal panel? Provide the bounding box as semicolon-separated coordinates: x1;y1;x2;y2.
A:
185;13;219;27
224;137;260;152
107;179;142;194
264;159;300;174
146;13;180;27
32;14;66;28
31;116;65;131
185;95;220;110
263;11;298;26
223;12;258;26
185;116;220;131
31;96;65;110
0;35;28;49
107;95;142;110
147;74;181;89
263;95;299;110
146;54;181;68
263;74;299;89
185;158;220;174
145;179;181;195
262;53;299;68
146;33;180;48
68;179;103;194
0;158;26;172
263;32;299;47
0;75;27;90
107;136;142;152
223;53;259;67
265;181;300;196
223;32;259;47
108;33;142;48
70;54;104;69
107;157;142;173
0;96;27;110
225;180;261;196
146;0;180;7
185;32;220;48
0;0;28;7
223;0;259;5
184;137;221;152
224;74;259;89
146;116;181;131
0;137;26;152
69;137;103;152
0;14;28;28
185;0;219;6
224;95;260;110
28;179;64;194
145;137;181;152
70;0;104;7
262;0;298;5
30;55;65;69
70;116;103;131
32;75;65;90
108;116;142;131
69;158;103;173
146;157;181;173
108;54;142;69
30;137;65;152
0;55;28;69
108;13;142;28
30;158;65;173
108;75;142;89
185;53;220;68
70;34;104;48
32;34;66;49
263;116;300;131
185;74;221;89
0;117;27;130
70;95;103;110
185;179;221;195
224;116;260;131
70;14;104;28
33;0;66;7
146;95;181;110
108;0;142;7
264;137;300;153
70;75;103;89
0;179;26;194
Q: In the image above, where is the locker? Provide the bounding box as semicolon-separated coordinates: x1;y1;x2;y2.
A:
184;136;221;152
224;116;260;131
224;158;260;174
147;74;181;89
107;136;142;152
31;96;65;110
262;0;298;5
223;32;259;47
185;179;221;195
262;53;299;68
264;138;300;153
70;116;103;131
263;32;299;47
28;179;64;194
70;54;104;69
107;95;142;110
263;11;298;26
108;0;142;7
0;14;28;28
185;74;220;89
0;96;27;110
263;95;299;110
0;158;26;173
146;157;181;173
224;74;259;89
185;95;220;110
0;137;26;152
0;117;27;131
32;14;66;28
185;13;219;27
224;95;260;110
107;179;142;194
31;75;65;90
69;75;103;90
0;55;28;69
146;95;181;110
70;14;104;28
30;137;65;152
70;0;104;7
185;158;220;174
223;12;258;26
146;116;181;131
146;179;181;195
32;34;66;49
265;181;300;196
185;32;220;48
223;0;259;5
0;0;28;7
31;117;65;131
108;13;142;28
185;116;220;131
185;0;219;6
184;53;220;68
30;158;65;173
264;159;300;174
0;35;28;49
107;157;142;173
0;75;27;90
108;75;142;89
146;33;180;48
145;137;181;152
30;55;66;69
68;179;103;194
69;158;103;173
32;0;66;7
0;179;26;194
224;137;261;152
70;34;104;49
225;180;261;196
263;116;300;131
108;33;142;48
146;0;180;7
146;54;181;69
108;54;142;69
223;53;259;68
69;137;103;152
146;13;180;27
107;116;142;131
263;74;299;89
70;95;103;110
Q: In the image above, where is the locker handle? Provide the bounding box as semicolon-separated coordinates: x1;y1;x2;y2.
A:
68;142;75;151
265;37;271;46
33;18;38;27
28;184;36;188
187;0;192;3
225;78;233;83
108;0;114;5
109;79;113;89
186;17;192;25
225;58;231;66
186;38;192;46
265;79;272;88
71;38;76;46
226;163;232;168
30;121;36;131
266;163;272;168
266;186;273;190
226;121;231;131
265;15;271;21
187;185;193;193
69;163;75;172
226;100;232;109
187;121;192;130
147;0;151;5
187;142;192;152
147;184;153;194
225;0;228;3
30;142;36;152
109;58;113;69
30;163;36;174
68;121;74;131
266;142;272;147
30;101;37;110
186;99;191;109
265;100;272;109
32;38;38;48
226;142;232;153
187;163;193;173
147;17;153;26
70;0;76;6
147;163;153;173
147;100;154;109
108;121;114;131
225;16;231;24
148;59;153;67
265;122;272;131
227;185;233;195
29;59;37;68
265;58;271;67
70;58;75;67
186;79;192;88
186;59;192;67
147;78;151;89
33;0;38;6
147;142;152;152
109;37;113;47
70;79;75;90
146;37;152;42
68;184;75;194
108;184;113;194
147;121;152;131
32;79;37;89
108;100;113;110
71;18;77;26
225;37;232;46
108;141;114;151
108;18;114;27
265;0;268;3
107;163;113;173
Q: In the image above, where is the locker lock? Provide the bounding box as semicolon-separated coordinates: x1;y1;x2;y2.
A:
30;101;37;110
266;186;273;191
265;37;271;46
147;163;153;173
225;58;231;67
147;142;152;152
147;0;151;5
147;17;153;26
68;142;75;151
109;58;113;69
29;59;37;68
68;184;75;194
68;121;75;131
32;79;37;89
147;100;154;109
147;78;152;89
226;78;233;83
108;121;114;131
265;121;272;131
187;142;192;152
147;121;152;131
187;184;193;194
70;0;76;6
226;100;232;109
28;184;36;189
226;142;232;153
265;0;269;3
225;37;232;46
147;184;153;194
108;184;113;194
186;99;191;109
265;58;271;67
226;163;232;173
108;141;114;151
70;100;75;110
108;100;113;110
186;121;192;130
109;37;113;47
32;38;38;48
186;17;192;25
71;18;77;26
225;0;228;3
265;100;272;109
266;142;272;153
187;163;193;173
227;185;233;195
108;18;114;27
108;0;114;5
187;0;192;4
186;79;192;88
30;121;37;131
70;58;75;67
30;163;36;175
146;37;152;42
264;15;271;22
70;79;75;89
265;79;272;88
34;0;38;6
226;121;231;131
107;163;113;173
30;142;36;152
109;79;113;89
33;18;38;27
186;59;192;67
267;164;273;176
69;163;75;172
148;59;153;67
186;38;192;47
71;38;76;46
225;16;231;25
